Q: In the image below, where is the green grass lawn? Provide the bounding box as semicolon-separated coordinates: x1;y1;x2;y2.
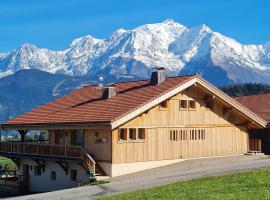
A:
99;169;270;200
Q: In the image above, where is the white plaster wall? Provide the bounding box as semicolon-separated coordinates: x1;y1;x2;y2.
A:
98;162;112;177
19;159;90;192
111;158;185;177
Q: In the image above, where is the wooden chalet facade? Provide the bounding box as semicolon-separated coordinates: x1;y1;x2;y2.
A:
0;69;267;192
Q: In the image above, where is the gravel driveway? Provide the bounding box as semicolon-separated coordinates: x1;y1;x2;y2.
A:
6;155;270;200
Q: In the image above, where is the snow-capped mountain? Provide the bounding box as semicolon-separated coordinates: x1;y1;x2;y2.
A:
1;19;270;85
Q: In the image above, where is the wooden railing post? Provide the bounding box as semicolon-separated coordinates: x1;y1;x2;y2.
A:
50;145;52;156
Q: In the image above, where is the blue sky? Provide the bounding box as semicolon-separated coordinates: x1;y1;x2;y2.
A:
1;0;269;52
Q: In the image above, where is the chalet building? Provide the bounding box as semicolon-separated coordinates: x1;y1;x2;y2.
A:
0;68;268;192
235;94;270;154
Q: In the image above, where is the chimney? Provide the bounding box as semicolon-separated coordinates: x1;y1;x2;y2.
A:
102;83;116;99
150;67;166;85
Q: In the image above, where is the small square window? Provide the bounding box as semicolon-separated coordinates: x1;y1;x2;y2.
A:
160;101;168;109
34;166;41;176
189;100;196;109
51;171;56;181
129;128;136;140
180;100;188;110
70;169;77;181
119;129;127;141
138;128;145;140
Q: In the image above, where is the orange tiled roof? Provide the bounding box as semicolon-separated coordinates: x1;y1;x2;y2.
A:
234;93;270;125
2;75;195;126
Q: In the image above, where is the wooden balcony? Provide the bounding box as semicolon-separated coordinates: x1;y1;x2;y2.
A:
0;142;84;160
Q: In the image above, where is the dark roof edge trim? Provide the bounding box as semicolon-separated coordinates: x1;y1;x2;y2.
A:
0;121;112;130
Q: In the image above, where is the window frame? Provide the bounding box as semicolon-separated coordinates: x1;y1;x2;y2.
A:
138;128;146;140
189;100;196;110
180;100;188;110
128;128;137;140
118;128;127;141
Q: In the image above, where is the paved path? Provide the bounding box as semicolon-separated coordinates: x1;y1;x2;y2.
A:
6;155;270;200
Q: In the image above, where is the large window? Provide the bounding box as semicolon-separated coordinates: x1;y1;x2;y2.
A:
189;129;206;141
169;129;205;141
180;100;196;110
118;128;146;142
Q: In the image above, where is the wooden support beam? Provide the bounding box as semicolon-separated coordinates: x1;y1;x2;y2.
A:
223;107;233;116
204;95;215;109
33;159;45;172
56;161;69;175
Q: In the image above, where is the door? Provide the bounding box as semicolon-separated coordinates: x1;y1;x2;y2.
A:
22;164;29;176
55;130;67;145
70;130;85;146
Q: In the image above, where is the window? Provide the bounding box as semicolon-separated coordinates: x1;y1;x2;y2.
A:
189;100;196;109
70;169;77;181
180;100;188;110
129;128;136;140
189;129;206;140
34;166;41;176
173;130;178;141
138;128;145;140
71;130;84;146
160;101;168;109
119;129;127;141
170;129;187;141
51;171;56;181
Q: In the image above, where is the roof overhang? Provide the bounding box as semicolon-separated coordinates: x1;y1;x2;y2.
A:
1;76;267;131
0;122;112;131
111;76;267;129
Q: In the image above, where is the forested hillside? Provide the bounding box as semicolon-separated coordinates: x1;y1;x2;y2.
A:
220;83;270;97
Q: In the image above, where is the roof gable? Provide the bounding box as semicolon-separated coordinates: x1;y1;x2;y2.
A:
1;75;267;130
112;76;267;129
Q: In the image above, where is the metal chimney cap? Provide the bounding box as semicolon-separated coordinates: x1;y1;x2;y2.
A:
108;83;116;87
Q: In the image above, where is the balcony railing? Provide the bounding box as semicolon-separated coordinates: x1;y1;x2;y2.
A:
0;142;84;159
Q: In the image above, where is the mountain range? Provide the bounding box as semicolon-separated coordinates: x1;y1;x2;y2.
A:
0;19;270;122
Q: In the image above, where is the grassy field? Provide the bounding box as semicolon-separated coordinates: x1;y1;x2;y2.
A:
99;169;270;200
